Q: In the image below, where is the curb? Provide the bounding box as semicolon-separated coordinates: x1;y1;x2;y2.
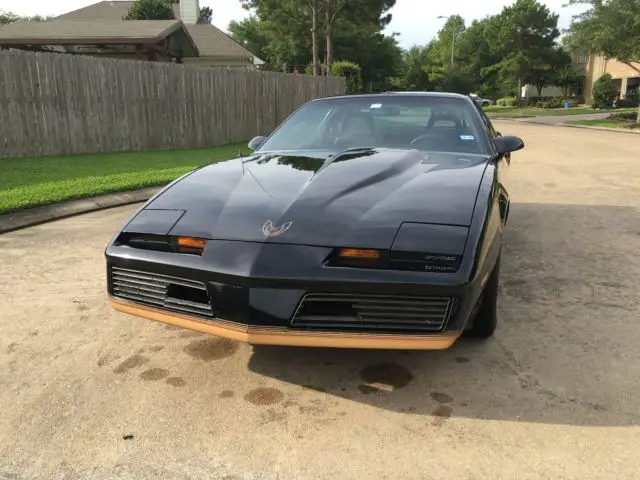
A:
557;123;640;134
493;118;640;134
0;187;160;235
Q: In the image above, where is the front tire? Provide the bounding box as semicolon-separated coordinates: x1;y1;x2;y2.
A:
465;257;500;338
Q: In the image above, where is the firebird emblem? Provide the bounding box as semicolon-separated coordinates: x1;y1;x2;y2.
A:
262;219;293;237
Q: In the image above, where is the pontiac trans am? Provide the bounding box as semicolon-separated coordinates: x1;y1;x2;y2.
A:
105;92;525;350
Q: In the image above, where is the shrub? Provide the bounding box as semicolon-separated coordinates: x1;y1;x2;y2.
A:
496;97;517;106
331;60;362;94
548;97;564;109
592;74;616;108
541;102;551;109
610;112;636;121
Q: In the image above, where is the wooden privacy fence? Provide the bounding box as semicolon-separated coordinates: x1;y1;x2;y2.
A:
0;50;346;158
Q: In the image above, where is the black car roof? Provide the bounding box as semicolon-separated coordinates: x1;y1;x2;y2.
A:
313;91;472;102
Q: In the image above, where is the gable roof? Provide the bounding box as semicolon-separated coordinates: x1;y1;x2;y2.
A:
0;19;198;56
54;1;257;60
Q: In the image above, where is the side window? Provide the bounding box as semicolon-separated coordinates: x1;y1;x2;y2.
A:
474;103;498;137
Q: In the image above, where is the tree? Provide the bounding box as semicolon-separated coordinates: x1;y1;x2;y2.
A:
197;6;213;24
555;64;586;97
319;0;395;75
456;18;503;97
123;0;175;20
1;11;52;24
233;0;401;88
391;46;431;91
427;65;475;94
0;10;20;25
484;0;560;102
229;16;272;65
430;15;466;67
526;47;572;96
565;0;640;120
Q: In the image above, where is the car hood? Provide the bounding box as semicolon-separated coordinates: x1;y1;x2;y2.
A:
133;148;489;249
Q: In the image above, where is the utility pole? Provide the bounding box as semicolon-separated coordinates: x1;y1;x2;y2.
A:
437;15;456;68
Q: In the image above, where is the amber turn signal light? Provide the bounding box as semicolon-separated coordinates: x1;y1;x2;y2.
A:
176;236;207;255
338;248;380;260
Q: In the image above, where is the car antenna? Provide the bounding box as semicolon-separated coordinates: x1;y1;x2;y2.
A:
237;150;245;174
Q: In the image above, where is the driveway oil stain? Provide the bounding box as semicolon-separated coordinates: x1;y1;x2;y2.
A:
113;354;150;374
430;392;454;426
184;338;239;362
455;356;470;364
220;390;235;399
244;387;284;406
166;377;187;387
359;363;414;391
431;405;453;419
139;368;170;381
431;392;453;404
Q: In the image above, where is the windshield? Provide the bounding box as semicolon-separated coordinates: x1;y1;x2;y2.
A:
258;95;491;155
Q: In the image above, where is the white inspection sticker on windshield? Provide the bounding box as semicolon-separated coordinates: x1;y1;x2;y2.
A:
460;135;475;140
370;103;382;109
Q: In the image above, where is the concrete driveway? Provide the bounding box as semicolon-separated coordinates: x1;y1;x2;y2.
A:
1;123;639;480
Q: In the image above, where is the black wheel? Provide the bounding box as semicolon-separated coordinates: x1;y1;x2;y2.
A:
465;257;500;338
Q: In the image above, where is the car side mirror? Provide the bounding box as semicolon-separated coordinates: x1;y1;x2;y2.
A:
248;136;267;151
494;135;524;155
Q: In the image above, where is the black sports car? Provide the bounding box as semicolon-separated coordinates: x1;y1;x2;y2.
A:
106;92;524;349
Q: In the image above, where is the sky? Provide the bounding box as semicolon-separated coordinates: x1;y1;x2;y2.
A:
1;0;586;48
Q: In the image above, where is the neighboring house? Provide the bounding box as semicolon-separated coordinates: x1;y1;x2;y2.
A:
0;0;264;69
581;54;640;101
521;53;640;101
0;19;198;62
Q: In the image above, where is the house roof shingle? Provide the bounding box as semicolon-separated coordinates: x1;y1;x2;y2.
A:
0;19;180;43
0;19;199;57
54;1;256;60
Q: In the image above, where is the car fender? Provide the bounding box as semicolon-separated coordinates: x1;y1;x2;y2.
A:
462;161;504;290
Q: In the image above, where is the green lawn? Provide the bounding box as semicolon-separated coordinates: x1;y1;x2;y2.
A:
0;143;249;214
484;106;637;119
565;118;640;129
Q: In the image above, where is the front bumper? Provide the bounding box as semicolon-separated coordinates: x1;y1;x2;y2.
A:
110;296;461;349
106;241;489;350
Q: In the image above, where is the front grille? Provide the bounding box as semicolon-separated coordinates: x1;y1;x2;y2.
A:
111;267;213;318
291;293;454;333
